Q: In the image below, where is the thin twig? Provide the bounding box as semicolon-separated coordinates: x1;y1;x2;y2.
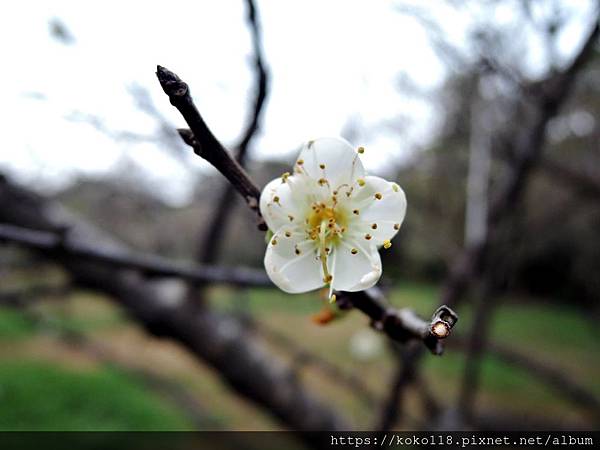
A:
156;66;267;231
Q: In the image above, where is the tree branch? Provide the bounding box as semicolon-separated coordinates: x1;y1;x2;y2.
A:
337;289;458;355
0;223;270;287
156;67;458;354
0;176;349;435
156;67;267;231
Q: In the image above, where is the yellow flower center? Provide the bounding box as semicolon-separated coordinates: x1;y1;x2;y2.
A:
306;201;349;285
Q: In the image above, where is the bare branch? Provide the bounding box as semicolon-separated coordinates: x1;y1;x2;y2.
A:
156;67;458;354
338;289;458;355
0;223;270;287
0;177;349;434
156;67;267;231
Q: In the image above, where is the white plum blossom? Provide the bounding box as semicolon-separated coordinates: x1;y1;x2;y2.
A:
259;137;407;299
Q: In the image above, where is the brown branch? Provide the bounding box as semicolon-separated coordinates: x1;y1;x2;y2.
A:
0;223;270;287
338;288;458;355
0;177;349;435
156;67;458;354
156;67;267;231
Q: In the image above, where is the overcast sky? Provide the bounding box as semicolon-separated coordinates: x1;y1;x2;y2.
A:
0;0;595;204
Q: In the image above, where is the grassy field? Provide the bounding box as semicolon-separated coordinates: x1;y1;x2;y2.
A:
0;280;597;430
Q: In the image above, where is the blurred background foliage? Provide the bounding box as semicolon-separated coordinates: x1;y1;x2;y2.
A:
0;0;599;434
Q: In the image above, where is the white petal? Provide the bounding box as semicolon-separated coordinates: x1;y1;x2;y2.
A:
329;238;382;292
263;227;323;293
259;176;308;232
296;137;365;188
349;176;407;246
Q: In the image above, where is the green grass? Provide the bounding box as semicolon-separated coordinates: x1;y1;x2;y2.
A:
0;280;597;430
0;309;36;339
0;360;193;430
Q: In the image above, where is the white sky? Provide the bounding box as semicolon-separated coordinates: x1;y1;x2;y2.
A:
0;0;595;204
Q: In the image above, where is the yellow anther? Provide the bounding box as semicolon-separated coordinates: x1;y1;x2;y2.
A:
392;183;400;192
285;231;292;237
394;223;400;230
357;146;365;154
383;240;392;249
318;178;328;186
297;159;304;165
353;209;359;215
288;214;294;221
371;223;378;230
365;234;372;240
273;196;280;203
319;163;326;169
323;274;333;283
374;192;382;200
281;172;290;182
351;248;358;255
329;294;337;304
271;238;277;245
325;247;331;253
357;179;366;187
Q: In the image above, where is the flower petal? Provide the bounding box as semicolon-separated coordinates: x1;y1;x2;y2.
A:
296;137;365;188
348;176;407;246
259;176;309;232
264;227;323;293
329;238;382;292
